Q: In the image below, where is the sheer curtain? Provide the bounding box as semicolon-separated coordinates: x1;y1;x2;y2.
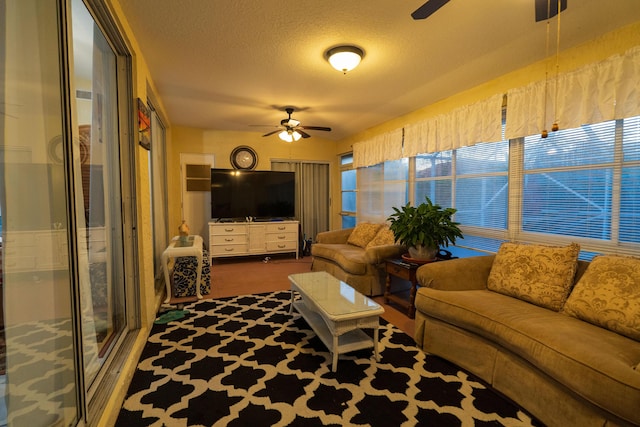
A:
149;104;168;288
271;161;329;241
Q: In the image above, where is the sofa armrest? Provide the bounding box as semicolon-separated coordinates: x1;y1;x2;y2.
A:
315;228;353;244
416;255;495;291
364;244;406;264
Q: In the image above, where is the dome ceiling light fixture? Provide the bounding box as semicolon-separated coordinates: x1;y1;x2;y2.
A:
325;45;365;74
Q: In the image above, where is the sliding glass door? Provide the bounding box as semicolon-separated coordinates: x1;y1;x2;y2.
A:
1;1;80;425
1;0;133;425
71;0;126;388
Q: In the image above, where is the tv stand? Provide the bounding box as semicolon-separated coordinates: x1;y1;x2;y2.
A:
209;220;299;260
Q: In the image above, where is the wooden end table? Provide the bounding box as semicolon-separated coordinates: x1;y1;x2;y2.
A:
384;259;422;318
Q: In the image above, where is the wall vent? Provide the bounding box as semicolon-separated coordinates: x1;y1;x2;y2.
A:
76;90;92;100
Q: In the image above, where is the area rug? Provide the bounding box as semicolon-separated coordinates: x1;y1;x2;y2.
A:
116;291;541;427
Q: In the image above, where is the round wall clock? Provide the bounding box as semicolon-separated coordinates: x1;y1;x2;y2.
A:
230;145;258;170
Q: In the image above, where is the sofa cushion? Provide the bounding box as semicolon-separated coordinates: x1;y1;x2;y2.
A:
310;243;368;275
415;287;640;425
365;226;396;249
487;242;580;311
563;255;640;341
347;222;382;248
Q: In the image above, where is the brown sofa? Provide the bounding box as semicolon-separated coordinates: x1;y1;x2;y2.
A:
311;224;405;296
414;248;640;427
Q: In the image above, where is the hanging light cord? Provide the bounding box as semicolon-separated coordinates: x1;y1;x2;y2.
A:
542;0;551;137
553;0;562;131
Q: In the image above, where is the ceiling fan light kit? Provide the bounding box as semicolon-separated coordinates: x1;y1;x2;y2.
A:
254;107;332;141
279;129;302;142
325;45;364;74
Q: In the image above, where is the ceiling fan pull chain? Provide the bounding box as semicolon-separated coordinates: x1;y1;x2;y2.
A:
552;0;562;133
542;0;551;139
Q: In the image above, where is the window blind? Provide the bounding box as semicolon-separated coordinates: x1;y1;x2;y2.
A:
620;116;640;244
513;117;640;255
455;141;509;230
357;160;408;223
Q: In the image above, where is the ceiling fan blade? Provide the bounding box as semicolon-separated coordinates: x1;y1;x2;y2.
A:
300;126;332;132
535;0;567;22
262;130;281;137
297;130;311;139
411;0;450;20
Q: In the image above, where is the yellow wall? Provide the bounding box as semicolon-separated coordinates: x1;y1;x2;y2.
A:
166;128;339;234
99;1;173;425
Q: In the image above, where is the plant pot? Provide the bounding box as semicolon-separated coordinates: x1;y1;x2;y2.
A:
408;245;438;261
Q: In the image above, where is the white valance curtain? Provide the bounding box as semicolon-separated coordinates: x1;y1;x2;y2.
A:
505;45;640;139
353;128;403;168
353;94;503;165
404;94;504;157
353;46;640;162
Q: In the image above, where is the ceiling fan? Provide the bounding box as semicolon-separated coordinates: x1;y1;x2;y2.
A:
255;108;332;141
411;0;567;22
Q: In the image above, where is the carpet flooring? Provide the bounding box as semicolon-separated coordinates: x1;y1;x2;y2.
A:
116;291;541;427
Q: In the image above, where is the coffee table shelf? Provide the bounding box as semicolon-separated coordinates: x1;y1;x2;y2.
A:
292;300;379;355
289;271;384;372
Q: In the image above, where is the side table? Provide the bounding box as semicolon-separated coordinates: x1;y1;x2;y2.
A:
384;259;421;319
162;235;204;303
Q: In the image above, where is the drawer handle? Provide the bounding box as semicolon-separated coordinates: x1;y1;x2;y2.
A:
278;244;286;248
224;228;234;232
278;226;286;230
278;236;286;240
225;238;234;242
225;248;234;252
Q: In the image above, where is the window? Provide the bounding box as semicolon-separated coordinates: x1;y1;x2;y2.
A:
415;151;453;207
519;117;640;254
621;116;640;244
414;141;509;252
340;154;356;228
355;116;640;259
455;141;509;230
357;159;408;223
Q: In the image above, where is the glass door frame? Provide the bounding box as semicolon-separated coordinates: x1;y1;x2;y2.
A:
60;0;140;423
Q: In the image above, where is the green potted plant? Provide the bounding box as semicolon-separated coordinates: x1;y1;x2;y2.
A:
387;197;463;260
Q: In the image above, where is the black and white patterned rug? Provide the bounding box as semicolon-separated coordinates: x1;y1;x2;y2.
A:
116;291;541;426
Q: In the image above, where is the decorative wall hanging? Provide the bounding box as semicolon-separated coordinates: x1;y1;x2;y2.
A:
137;98;151;150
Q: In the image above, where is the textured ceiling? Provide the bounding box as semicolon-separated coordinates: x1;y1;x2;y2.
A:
118;0;640;141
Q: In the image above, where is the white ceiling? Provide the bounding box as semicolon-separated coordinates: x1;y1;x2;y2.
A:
117;0;640;141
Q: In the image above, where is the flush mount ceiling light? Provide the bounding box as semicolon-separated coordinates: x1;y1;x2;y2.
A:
325;45;364;74
279;129;302;142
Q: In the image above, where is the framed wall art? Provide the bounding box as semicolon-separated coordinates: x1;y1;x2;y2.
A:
137;98;151;150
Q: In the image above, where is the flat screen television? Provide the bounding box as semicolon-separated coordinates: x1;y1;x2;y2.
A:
210;169;296;220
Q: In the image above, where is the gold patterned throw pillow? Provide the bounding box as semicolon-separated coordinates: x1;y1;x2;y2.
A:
487;242;580;311
563;255;640;341
347;223;383;248
366;226;397;249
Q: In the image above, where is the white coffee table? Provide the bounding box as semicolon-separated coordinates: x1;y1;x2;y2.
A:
288;271;385;372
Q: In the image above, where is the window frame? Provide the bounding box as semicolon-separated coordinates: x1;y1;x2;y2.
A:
339;153;357;228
